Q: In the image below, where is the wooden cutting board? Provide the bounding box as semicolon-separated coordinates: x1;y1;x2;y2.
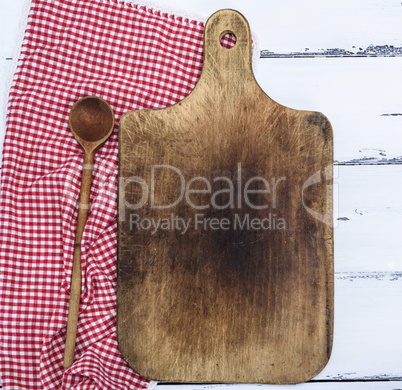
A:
117;9;333;384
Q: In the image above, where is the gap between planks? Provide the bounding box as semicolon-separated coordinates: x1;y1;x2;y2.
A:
156;380;402;389
3;45;402;61
261;45;402;58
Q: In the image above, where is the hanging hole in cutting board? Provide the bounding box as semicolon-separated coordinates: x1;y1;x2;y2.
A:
220;31;236;49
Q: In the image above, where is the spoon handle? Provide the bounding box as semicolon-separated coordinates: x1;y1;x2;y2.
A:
64;152;95;369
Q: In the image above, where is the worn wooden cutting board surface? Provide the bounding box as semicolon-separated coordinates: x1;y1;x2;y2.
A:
117;9;333;384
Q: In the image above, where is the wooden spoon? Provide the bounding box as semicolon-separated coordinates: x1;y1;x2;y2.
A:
63;96;115;369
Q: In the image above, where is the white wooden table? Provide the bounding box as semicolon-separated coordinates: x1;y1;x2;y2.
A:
1;1;402;389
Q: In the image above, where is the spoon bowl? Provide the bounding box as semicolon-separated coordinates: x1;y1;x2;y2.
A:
69;96;115;148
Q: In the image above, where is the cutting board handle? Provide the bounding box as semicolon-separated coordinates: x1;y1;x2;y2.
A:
201;9;254;83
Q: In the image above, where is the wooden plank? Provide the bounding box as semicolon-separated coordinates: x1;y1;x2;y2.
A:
156;381;402;389
2;0;402;58
316;272;402;380
335;165;402;273
256;58;402;164
0;0;402;59
165;0;402;58
3;57;402;164
0;0;27;59
0;59;12;160
185;0;402;54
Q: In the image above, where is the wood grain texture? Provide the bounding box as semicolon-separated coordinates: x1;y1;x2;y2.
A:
118;9;333;384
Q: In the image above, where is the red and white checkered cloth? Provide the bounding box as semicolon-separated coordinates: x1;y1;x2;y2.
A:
0;0;242;389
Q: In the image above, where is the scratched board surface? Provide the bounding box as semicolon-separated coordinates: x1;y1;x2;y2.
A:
117;9;333;384
1;0;402;389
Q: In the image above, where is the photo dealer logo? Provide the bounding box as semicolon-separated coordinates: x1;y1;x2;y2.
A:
119;163;336;234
